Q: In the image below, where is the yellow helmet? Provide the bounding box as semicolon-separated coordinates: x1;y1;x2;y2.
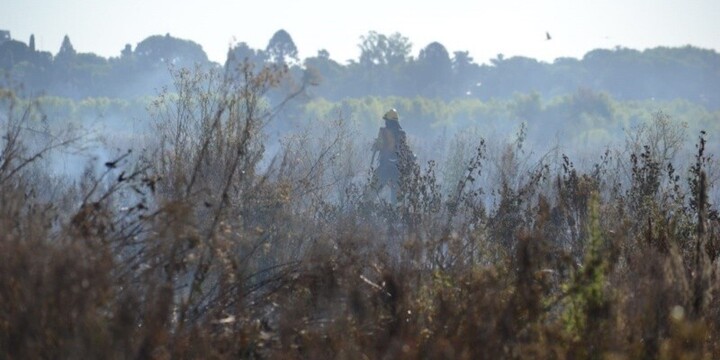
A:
382;108;399;121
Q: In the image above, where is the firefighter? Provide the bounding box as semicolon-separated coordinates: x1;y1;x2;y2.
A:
371;108;415;202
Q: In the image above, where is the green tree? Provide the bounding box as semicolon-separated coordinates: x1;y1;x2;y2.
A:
304;49;344;98
120;44;132;58
226;42;267;70
49;35;80;95
478;55;549;99
355;31;413;95
0;40;32;68
266;29;298;65
358;31;411;67
452;51;480;96
55;35;76;63
415;42;453;98
134;33;209;70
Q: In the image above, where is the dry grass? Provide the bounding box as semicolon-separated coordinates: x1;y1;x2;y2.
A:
2;69;720;359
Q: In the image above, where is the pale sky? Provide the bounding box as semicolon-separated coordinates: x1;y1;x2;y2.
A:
3;0;719;65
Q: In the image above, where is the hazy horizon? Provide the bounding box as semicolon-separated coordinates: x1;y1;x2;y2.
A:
3;0;719;64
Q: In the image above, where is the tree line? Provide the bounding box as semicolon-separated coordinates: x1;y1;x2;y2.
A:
1;29;719;107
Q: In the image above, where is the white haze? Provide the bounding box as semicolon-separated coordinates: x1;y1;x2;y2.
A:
3;0;719;64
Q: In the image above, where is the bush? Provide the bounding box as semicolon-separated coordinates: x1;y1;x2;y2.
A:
2;70;720;358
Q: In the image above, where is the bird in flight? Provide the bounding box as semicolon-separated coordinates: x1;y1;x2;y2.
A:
546;32;552;41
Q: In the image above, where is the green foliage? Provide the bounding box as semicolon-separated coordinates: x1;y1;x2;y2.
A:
266;29;299;65
296;92;720;159
134;33;208;69
358;31;412;67
415;42;453;99
5;28;719;109
561;192;609;342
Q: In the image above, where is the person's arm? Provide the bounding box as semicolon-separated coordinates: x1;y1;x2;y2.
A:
372;128;387;152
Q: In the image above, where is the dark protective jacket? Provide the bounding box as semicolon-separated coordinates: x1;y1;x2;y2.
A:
372;121;413;188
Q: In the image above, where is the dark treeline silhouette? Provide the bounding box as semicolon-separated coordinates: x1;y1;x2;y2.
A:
1;29;719;108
